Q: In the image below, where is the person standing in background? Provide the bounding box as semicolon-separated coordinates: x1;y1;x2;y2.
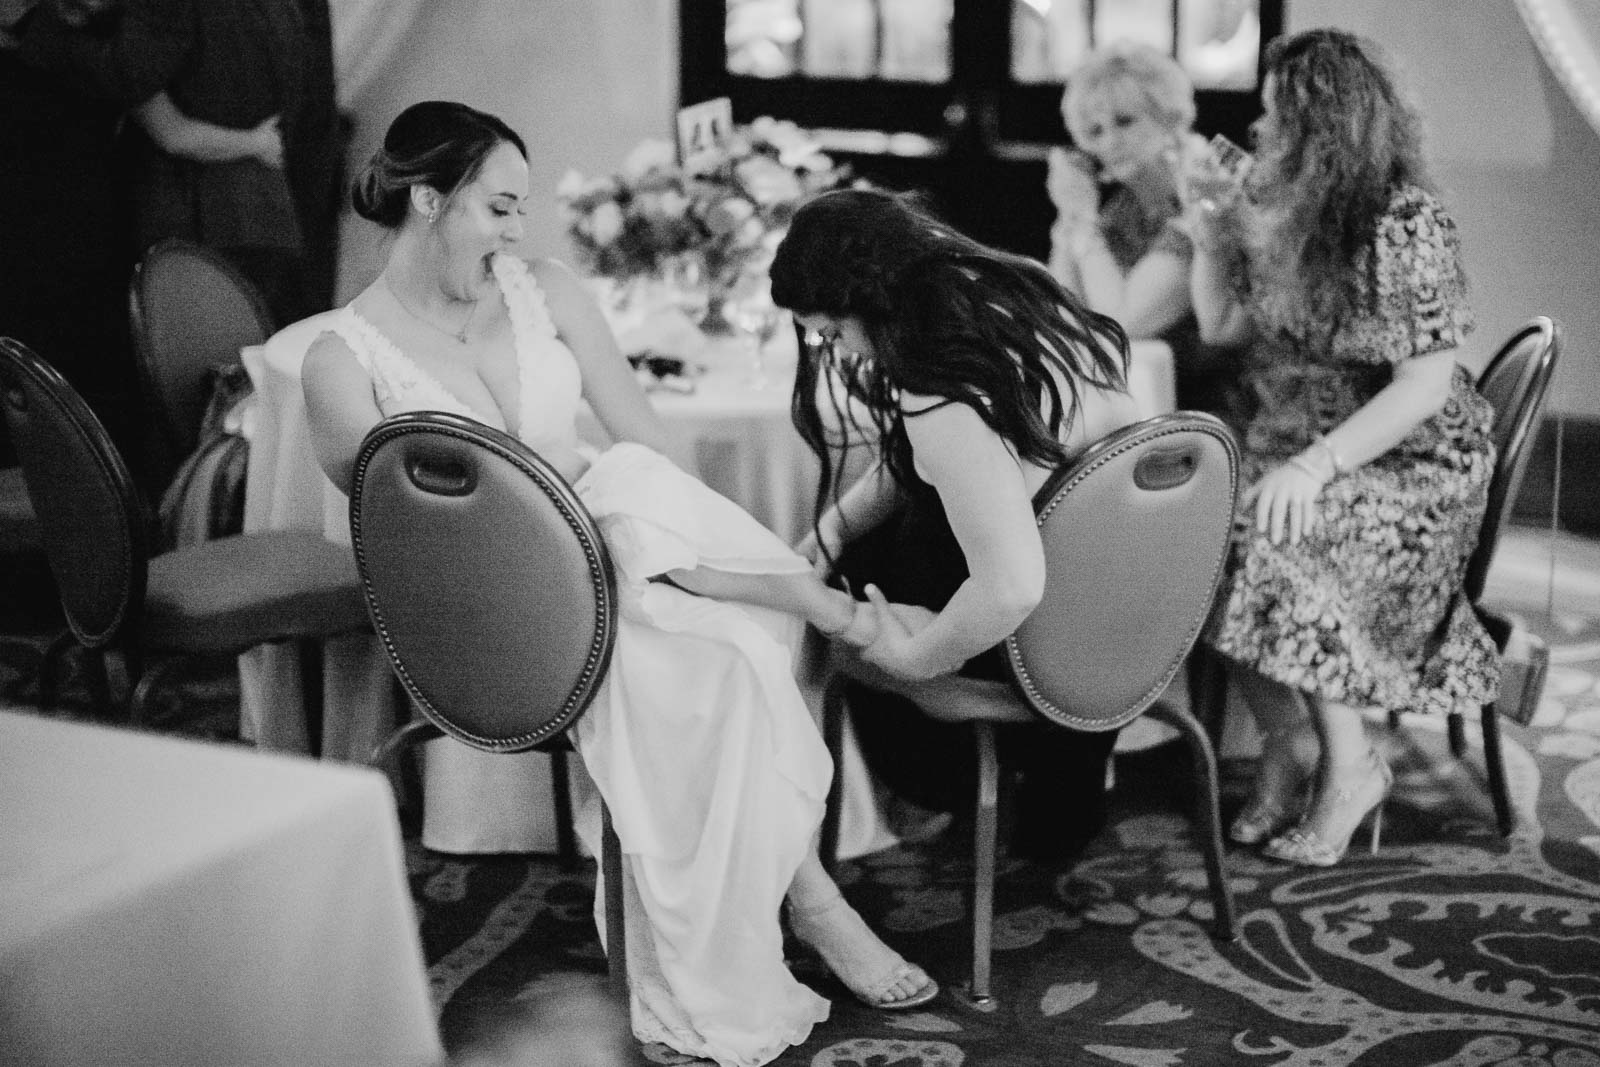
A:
1;0;150;482
11;0;325;327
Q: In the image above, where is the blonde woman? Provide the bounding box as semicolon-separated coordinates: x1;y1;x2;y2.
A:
1051;41;1245;424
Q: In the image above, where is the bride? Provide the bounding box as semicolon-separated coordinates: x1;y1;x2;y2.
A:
300;101;937;1067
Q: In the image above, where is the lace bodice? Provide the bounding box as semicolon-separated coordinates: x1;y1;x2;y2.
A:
326;254;585;457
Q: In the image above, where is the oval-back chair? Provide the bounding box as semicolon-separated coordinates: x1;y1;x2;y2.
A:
821;411;1242;1005
349;411;627;996
129;238;276;486
0;336;368;724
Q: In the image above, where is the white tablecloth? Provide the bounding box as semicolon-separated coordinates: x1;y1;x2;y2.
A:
236;314;1173;856
0;709;441;1067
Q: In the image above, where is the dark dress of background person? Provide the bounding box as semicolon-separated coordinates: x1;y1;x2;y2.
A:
0;3;153;481
13;0;333;328
284;0;342;318
1096;181;1250;431
834;474;1120;865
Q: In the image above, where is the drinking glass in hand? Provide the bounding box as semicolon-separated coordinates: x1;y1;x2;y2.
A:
1187;133;1253;212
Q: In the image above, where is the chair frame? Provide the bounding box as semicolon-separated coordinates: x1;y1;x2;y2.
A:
821;412;1242;1006
128;238;276;481
1453;316;1561;835
0;337;357;727
349;411;628;998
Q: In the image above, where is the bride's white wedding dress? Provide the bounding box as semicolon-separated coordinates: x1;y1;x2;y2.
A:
325;254;832;1065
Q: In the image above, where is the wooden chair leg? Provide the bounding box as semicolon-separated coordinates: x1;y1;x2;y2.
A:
818;675;848;877
549;746;579;869
296;637;325;758
600;801;628;1000
966;721;1000;1006
1151;702;1237;942
1480;702;1514;837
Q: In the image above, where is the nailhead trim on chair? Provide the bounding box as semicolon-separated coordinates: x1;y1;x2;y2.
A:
1005;415;1239;733
349;415;618;751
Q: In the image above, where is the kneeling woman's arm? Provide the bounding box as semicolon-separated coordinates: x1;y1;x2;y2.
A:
858;400;1046;681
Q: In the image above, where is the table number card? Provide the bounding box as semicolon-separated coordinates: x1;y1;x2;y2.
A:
677;97;734;175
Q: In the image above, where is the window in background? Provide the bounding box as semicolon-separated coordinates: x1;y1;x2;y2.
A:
692;0;1278;258
728;0;953;82
1012;0;1259;88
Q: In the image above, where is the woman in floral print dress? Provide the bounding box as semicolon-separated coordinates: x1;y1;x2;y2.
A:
1187;29;1500;866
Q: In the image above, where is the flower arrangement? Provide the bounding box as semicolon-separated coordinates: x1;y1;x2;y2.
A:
556;117;851;293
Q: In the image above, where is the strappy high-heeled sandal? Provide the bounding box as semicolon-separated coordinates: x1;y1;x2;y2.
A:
1229;725;1318;845
1262;749;1393;867
786;895;939;1011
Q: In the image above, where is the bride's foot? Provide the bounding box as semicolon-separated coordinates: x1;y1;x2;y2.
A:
1229;725;1318;845
786;893;938;1010
1262;749;1392;867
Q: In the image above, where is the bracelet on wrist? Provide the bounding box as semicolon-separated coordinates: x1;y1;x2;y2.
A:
1287;454;1327;481
1312;435;1348;476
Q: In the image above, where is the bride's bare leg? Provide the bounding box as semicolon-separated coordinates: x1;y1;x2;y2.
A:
665;566;877;643
786;852;937;1008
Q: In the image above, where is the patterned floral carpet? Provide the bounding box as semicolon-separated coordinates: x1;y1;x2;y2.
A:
408;600;1600;1067
5;544;1600;1066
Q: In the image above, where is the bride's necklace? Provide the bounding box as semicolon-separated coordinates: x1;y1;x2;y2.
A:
382;273;479;344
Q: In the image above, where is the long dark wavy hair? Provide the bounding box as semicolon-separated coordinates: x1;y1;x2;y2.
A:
768;188;1127;535
1249;29;1431;333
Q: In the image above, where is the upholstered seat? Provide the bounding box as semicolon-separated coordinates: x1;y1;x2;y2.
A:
144;531;362;650
0;337;369;728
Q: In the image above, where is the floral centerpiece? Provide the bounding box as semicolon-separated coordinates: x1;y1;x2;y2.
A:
556;117;851;314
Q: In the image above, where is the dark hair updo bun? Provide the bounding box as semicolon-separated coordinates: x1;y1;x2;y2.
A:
351;101;527;229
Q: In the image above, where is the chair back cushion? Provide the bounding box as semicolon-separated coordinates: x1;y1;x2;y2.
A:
1464;317;1561;602
0;339;147;648
129;239;276;465
1005;412;1239;732
350;412;617;752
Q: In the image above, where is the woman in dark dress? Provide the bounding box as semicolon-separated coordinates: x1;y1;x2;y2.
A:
770;188;1143;863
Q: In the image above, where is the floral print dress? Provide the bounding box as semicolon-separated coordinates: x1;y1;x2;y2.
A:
1205;186;1500;716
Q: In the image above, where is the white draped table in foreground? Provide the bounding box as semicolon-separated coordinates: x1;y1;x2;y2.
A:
237;318;1173;855
0;709;441;1067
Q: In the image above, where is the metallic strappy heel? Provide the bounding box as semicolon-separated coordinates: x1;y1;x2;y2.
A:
1262;749;1393;867
1229;726;1317;845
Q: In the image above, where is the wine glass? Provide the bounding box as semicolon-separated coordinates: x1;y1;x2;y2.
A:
723;275;782;389
659;252;711;331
